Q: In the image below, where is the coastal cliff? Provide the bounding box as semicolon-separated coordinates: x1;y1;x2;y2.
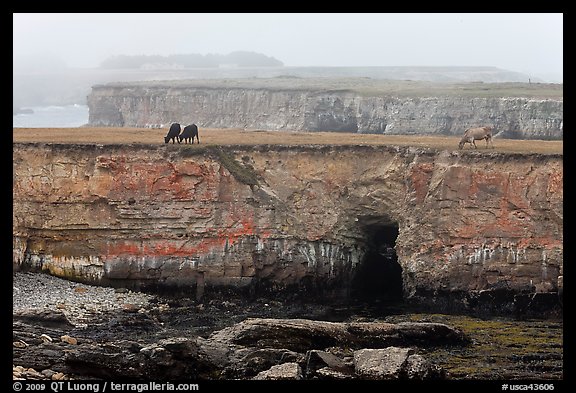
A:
13;143;563;315
87;79;563;139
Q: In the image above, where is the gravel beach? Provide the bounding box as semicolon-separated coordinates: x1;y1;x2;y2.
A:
13;272;154;327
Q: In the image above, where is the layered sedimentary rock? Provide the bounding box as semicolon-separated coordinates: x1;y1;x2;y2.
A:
13;143;563;314
87;80;563;139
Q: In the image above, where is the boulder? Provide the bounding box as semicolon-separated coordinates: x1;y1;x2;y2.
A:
305;349;353;378
353;347;446;380
208;318;469;352
354;347;413;379
253;362;303;380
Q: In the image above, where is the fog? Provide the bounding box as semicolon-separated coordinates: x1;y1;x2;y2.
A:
13;13;562;82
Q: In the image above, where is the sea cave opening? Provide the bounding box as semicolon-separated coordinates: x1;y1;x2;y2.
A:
350;221;403;302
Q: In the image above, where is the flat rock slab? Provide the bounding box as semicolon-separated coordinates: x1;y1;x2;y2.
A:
253;362;303;380
208;318;470;351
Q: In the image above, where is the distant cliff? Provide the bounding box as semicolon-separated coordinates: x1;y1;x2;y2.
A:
87;78;563;139
15;65;550;108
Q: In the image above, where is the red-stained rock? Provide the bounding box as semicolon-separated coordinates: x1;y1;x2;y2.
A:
13;144;563;314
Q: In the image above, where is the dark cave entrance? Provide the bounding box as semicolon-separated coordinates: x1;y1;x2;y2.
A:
350;222;403;302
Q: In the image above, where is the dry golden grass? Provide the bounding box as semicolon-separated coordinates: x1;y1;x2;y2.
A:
13;127;563;155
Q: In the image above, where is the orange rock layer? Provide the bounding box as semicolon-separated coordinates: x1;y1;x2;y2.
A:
13;143;563;307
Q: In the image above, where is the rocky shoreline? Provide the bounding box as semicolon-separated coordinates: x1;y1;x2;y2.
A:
13;272;471;380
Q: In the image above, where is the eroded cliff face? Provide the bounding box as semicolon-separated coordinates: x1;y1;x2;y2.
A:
13;143;563;315
87;84;563;139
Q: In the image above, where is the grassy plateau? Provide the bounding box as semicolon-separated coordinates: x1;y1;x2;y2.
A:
13;127;563;155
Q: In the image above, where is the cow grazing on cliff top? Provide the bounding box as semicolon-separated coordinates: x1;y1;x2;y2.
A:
164;123;181;144
178;124;200;144
459;126;494;149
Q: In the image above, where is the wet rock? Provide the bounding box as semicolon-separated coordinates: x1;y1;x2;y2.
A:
354;347;413;379
353;347;445;380
224;347;303;378
208;318;469;352
13;342;67;371
305;349;352;378
41;369;56;379
62;337;212;380
195;336;230;373
63;343;149;379
13;320;68;346
404;353;446;379
14;310;74;329
391;322;471;345
253;362;303;380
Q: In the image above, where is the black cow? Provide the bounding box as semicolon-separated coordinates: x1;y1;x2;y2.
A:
178;124;200;144
164;123;181;144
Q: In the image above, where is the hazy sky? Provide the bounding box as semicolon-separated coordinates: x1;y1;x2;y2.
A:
13;13;563;79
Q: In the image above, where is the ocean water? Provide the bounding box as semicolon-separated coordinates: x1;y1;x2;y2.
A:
13;104;89;128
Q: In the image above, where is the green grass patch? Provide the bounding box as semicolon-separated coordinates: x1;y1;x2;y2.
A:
214;148;260;186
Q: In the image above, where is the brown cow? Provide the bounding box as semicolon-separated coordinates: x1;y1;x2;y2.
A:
459;126;494;149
